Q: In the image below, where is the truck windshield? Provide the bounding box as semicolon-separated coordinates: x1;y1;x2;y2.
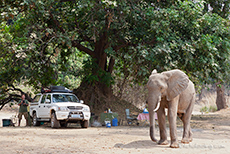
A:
52;94;79;103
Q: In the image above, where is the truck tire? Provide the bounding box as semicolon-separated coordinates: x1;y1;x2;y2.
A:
33;112;40;126
51;112;60;128
81;120;89;128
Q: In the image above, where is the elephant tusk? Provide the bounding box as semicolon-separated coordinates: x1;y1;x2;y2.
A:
153;96;161;112
154;102;160;112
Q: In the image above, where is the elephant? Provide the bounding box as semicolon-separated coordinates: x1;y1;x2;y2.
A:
147;69;195;148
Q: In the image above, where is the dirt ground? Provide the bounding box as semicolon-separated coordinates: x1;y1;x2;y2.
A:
1;108;230;154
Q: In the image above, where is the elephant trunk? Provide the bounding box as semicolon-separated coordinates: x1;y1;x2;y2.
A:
148;95;161;142
150;111;157;142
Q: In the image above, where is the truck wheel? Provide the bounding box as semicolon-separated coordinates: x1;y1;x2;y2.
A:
81;120;89;128
33;112;40;126
51;112;60;128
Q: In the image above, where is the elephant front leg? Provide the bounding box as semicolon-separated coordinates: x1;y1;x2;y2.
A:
168;99;179;148
157;106;168;145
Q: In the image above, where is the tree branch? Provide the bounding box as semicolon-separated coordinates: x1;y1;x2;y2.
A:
113;43;129;51
49;9;65;33
72;40;96;58
59;0;76;2
107;57;115;73
7;84;33;102
0;94;21;110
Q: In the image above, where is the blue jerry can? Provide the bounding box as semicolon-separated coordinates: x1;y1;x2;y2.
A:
112;118;118;126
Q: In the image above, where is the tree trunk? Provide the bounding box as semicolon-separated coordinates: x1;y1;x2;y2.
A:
216;82;227;111
73;35;115;110
72;16;116;110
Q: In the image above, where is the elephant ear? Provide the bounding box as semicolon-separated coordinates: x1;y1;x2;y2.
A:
147;69;158;89
151;69;157;75
165;70;189;101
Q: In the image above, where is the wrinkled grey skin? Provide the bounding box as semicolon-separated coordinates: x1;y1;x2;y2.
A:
147;69;195;148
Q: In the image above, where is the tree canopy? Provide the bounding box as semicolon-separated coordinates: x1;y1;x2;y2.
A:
0;0;230;109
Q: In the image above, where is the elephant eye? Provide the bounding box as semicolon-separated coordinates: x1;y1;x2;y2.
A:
160;86;165;92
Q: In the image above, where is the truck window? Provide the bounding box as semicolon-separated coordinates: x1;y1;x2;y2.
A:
53;94;79;103
33;95;41;102
40;95;46;104
46;94;51;104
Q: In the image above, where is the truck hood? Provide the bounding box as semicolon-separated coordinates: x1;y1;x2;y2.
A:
53;102;89;108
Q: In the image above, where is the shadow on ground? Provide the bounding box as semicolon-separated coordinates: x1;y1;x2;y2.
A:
114;140;169;149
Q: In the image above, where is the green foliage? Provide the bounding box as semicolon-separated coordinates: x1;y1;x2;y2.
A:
204;0;230;18
200;105;217;113
112;0;230;86
147;1;230;84
200;106;209;113
209;105;218;112
57;50;88;89
80;58;114;87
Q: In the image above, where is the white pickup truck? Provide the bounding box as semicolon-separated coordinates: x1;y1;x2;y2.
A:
30;91;91;128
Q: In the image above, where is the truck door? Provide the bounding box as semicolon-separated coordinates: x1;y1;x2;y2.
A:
30;94;42;117
42;94;52;118
38;94;47;118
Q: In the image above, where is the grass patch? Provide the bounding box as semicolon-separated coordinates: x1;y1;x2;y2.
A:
200;105;217;113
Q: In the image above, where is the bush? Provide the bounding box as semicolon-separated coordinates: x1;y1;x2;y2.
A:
209;105;217;112
200;106;209;113
200;105;217;113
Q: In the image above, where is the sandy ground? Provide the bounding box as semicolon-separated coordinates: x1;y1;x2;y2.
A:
1;108;230;154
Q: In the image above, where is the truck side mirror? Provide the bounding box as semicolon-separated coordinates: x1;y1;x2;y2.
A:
45;99;51;104
80;100;84;104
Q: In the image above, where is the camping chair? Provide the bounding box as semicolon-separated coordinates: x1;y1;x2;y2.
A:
125;109;139;126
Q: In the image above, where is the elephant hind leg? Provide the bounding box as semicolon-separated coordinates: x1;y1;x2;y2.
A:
181;128;193;144
188;128;193;142
178;113;193;144
180;113;193;144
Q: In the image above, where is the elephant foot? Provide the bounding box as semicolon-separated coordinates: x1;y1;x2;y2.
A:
170;141;179;148
157;139;169;145
181;137;192;144
181;138;190;144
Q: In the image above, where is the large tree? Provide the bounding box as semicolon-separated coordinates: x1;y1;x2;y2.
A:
0;0;230;110
204;0;230;110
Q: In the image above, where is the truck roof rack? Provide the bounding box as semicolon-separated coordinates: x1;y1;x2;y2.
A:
41;86;72;94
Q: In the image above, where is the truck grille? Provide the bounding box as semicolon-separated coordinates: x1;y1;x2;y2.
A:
67;106;83;110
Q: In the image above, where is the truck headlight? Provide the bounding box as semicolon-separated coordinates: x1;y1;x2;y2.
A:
83;107;90;112
58;107;69;111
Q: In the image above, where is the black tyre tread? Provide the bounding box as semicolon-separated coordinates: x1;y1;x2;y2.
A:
51;112;60;128
33;112;40;126
81;120;89;128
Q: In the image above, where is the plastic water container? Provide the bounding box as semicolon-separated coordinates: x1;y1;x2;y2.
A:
105;118;111;128
2;119;11;127
112;118;118;126
106;122;111;128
